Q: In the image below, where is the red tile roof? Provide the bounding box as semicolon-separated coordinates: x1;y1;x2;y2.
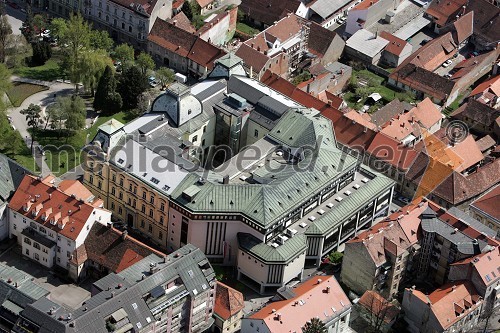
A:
379;31;409;57
109;0;159;15
366;133;420;171
214;282;245;321
353;0;380;10
308;22;342;57
235;43;270;73
470;184;500;222
57;180;94;203
8;175;102;241
196;0;214;7
450;11;473;44
72;223;164;272
407;281;482;330
358;291;400;323
250;276;350;332
168;11;196;34
425;0;468;26
470;75;500;97
148;19;225;70
464;0;500;45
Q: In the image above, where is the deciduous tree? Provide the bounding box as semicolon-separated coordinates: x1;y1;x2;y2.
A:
21;103;42;150
136;52;154;76
90;30;113;52
79;49;113;95
156;67;175;88
302;318;327;333
0;13;12;63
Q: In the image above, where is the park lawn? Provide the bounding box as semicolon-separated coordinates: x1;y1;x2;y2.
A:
12;154;40;173
13;55;64;82
236;22;260;36
6;82;48;107
36;130;87;176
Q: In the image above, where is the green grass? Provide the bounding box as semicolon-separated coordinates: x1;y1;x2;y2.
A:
345;69;417;109
6;82;48;107
85;111;130;140
443;94;463;116
236;22;260;36
11;154;40;173
13;56;63;82
35;129;86;176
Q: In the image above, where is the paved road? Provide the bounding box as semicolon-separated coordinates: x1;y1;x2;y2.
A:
7;76;75;176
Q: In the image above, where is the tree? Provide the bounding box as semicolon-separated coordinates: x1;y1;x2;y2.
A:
54;14;92;90
136;52;154;76
0;14;12;63
64;95;86;133
302;317;327;333
21;103;42;151
0;63;11;111
5;35;31;68
362;291;394;333
292;70;312;86
156;67;175;88
90;29;113;52
118;65;148;109
31;41;51;66
46;97;67;133
113;43;134;64
79;49;113;95
328;251;343;265
136;89;160;116
94;65;122;113
182;1;194;20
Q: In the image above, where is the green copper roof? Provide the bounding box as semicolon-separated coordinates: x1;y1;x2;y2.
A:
237;233;307;263
170;110;365;228
306;170;395;235
98;119;124;135
0;154;31;204
216;52;243;68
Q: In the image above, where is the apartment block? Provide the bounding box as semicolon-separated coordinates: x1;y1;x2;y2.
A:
47;0;172;49
13;244;216;333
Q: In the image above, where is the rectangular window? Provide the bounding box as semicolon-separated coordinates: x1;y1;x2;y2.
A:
33;242;40;250
140;220;145;228
160;202;165;212
181;220;188;244
148;224;152;233
149;209;153;218
192;135;198;143
141;205;146;213
254;129;259;137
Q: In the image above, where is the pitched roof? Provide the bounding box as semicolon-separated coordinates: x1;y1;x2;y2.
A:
389;63;456;102
167;11;196;34
188;38;226;69
451;99;500;128
452;247;500;286
408;282;482;330
326;111;378;151
309;0;351;19
148;19;225;70
57;180;94;203
214;282;245;320
239;0;301;27
451;49;498;80
470;184;500;222
366;133;419;171
72;223;163;273
8;175;106;241
0;154;31;204
470;75;500;97
425;0;468;26
346;29;389;58
108;0;160;15
358;290;400;323
235;43;270;73
451;11;474;44
370;99;413;127
379;31;410;56
196;0;213;7
465;0;500;45
249;276;350;332
405;152;500;205
308;22;342;57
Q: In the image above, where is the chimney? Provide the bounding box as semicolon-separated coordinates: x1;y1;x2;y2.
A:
251;43;254;49
451;285;457;292
107;222;112;228
122;230;128;240
317;279;322;284
172;20;177;26
326;286;331;293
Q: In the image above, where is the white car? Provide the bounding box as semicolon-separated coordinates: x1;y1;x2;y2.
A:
442;59;453;67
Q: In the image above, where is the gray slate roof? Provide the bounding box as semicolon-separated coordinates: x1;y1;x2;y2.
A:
0;154;31;203
16;245;215;333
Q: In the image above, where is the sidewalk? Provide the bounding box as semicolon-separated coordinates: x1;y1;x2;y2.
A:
7;76;75;176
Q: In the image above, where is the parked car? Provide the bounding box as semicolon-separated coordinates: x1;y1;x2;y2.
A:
420;39;429;45
398;196;410;204
445;73;453;79
442;59;453;67
6;116;12;123
337;16;346;24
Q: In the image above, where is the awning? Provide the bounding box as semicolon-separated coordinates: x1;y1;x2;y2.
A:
2;300;23;315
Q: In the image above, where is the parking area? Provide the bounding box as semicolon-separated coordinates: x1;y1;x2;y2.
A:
0;245;90;310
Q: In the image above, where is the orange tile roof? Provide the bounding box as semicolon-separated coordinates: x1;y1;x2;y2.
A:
235;43;270;73
214;282;245;320
196;0;213;7
343;110;378;131
57;180;94;202
470;75;500;97
408;282;482;330
451;11;473;44
8;175;99;241
168;11;196;34
451;247;500;286
250;276;350;332
353;0;380;10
